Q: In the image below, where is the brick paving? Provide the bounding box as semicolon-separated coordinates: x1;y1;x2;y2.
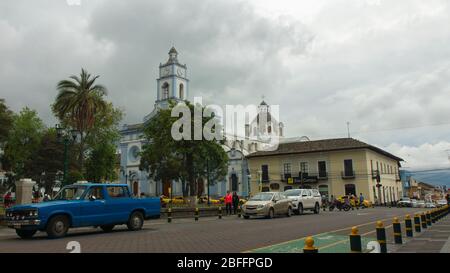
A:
0;207;424;253
393;215;450;253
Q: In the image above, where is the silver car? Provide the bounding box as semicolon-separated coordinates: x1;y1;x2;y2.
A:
242;192;293;219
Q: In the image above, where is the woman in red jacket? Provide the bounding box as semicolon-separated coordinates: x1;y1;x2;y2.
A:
225;191;233;215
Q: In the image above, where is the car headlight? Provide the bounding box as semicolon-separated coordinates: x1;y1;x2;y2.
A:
28;210;38;217
257;205;265;209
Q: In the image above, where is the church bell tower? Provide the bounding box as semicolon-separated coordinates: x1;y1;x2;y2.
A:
156;47;189;109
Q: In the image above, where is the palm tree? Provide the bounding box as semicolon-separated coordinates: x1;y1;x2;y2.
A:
52;68;108;172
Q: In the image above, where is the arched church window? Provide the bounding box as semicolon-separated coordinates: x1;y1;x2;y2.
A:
162;82;169;99
179;83;184;99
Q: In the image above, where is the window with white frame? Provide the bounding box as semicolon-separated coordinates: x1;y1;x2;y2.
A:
300;162;309;174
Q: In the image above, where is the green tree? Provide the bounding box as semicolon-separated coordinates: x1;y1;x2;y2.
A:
23;129;67;194
85;142;118;182
52;68;108;172
0;99;14;146
84;102;123;182
140;100;228;203
2;107;45;187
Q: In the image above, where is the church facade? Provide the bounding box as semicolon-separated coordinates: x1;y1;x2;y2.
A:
118;48;285;198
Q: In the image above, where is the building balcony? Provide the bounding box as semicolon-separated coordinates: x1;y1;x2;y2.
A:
341;170;355;179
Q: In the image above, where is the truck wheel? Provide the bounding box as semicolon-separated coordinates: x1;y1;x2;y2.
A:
314;203;320;214
16;229;37;239
46;215;69;239
243;215;250;219
127;211;144;231
298;204;304;215
100;225;115;233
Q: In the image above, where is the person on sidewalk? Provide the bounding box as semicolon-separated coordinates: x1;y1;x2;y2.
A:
232;192;240;215
225;191;232;215
359;193;365;208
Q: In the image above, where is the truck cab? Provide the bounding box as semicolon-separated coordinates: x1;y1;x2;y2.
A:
4;183;160;239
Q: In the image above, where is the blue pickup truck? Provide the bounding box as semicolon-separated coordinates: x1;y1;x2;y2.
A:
4;183;160;239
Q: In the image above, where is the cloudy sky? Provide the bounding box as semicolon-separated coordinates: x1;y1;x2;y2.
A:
1;0;450;170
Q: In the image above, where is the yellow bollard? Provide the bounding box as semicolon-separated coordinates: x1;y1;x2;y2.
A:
303;237;318;253
349;226;362;252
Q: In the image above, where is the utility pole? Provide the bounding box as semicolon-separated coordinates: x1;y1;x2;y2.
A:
347;122;351;138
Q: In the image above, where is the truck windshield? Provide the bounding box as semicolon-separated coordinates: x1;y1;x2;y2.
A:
54;186;87;200
284;190;302;197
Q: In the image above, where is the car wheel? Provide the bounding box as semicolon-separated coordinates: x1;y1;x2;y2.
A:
127;211;144;231
16;229;37;239
100;225;115;233
46;215;69;239
243;215;250;219
314;203;320;214
267;208;274;219
298;203;304;215
287;207;292;217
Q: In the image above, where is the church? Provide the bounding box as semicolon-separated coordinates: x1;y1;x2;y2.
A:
118;48;284;198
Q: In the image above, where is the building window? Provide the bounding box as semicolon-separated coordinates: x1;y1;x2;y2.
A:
179;83;184;99
268;126;272;133
300;162;309;174
162;82;169;99
345;184;356;196
283;163;292;176
261;165;269;182
318;161;327;178
344;159;354;177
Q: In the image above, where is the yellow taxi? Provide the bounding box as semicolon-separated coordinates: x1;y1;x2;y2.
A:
198;196;221;205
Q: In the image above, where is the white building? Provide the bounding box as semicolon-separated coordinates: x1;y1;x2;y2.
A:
119;48;285;198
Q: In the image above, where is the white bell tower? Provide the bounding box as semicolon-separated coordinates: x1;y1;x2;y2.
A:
156;47;189;109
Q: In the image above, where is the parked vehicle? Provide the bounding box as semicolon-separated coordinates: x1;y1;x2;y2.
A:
328;198;352;212
242;192;292;219
436;199;448;207
284;189;321;215
397;198;412;208
425;202;436;208
416;200;426;208
198;196;220;205
4;183;161;239
411;199;419;208
160;195;185;207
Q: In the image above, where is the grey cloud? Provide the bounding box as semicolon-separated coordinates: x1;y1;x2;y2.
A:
1;0;450;170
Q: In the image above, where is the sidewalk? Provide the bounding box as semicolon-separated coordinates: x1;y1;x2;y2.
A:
393;215;450;253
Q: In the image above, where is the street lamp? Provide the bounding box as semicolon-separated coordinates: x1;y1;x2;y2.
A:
55;124;78;187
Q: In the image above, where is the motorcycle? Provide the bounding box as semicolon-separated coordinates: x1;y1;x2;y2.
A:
328;200;352;212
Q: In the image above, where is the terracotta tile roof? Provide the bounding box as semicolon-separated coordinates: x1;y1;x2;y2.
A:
247;138;404;162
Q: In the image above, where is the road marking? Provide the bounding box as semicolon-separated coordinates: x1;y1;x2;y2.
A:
243;210;419;253
318;225;393;251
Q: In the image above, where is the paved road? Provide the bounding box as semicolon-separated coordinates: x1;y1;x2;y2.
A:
0;207;425;253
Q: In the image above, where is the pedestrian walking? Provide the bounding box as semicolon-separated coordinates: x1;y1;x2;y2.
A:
225;191;233;215
232;192;240;215
359;193;365;207
3;192;12;208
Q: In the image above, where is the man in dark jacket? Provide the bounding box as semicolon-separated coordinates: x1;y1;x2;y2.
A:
232;192;240;215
